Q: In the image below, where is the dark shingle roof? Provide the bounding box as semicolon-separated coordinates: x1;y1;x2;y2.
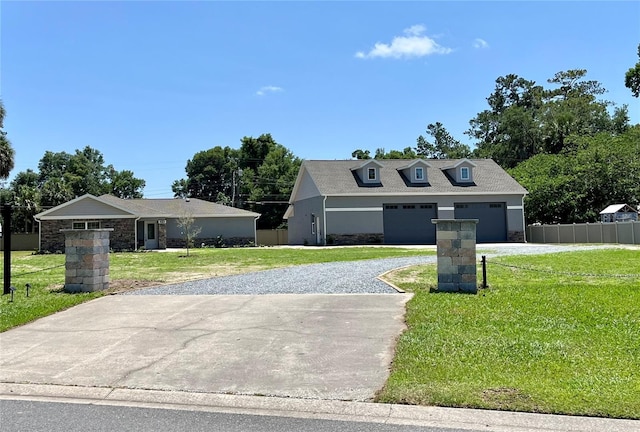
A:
99;195;260;218
302;159;527;195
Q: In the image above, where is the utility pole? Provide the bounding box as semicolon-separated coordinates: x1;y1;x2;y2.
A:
2;204;11;295
232;169;243;207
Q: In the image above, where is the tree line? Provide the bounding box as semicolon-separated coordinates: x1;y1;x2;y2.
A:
352;65;640;225
171;134;300;230
1;45;639;230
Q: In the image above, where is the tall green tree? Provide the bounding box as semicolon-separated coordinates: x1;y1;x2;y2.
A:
247;145;301;229
107;167;145;199
467;70;628;168
0;100;15;180
510;126;640;224
239;134;277;171
625;43;640;97
467;74;544;167
374;147;418;159
41;178;74;207
175;134;301;229
181;146;239;203
34;146;145;199
13;185;41;232
351;149;371;159
416;122;471;159
350;147;418;160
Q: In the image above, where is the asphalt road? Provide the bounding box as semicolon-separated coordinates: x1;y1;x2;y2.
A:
1;399;474;432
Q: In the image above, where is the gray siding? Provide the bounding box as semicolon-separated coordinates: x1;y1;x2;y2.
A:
43;199;132;218
166;217;256;239
287;196;325;245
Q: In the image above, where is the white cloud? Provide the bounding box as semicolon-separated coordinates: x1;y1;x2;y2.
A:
355;25;452;59
256;86;283;96
473;38;489;49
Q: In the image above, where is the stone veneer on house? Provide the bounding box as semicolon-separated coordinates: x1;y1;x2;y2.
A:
40;219;135;252
432;219;478;294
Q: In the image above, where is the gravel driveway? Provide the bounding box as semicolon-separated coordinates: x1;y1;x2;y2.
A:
125;244;614;296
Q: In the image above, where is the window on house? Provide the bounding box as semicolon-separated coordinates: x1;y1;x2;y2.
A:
147;223;155;240
72;221;101;230
415;167;424;180
311;214;316;234
460;167;470;180
367;167;377;181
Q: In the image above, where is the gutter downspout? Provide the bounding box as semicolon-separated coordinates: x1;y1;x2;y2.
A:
254;215;260;246
134;217;141;251
34;216;41;252
521;195;527;243
322;195;327;246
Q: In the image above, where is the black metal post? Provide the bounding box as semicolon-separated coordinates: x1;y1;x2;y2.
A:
481;255;487;288
2;204;11;295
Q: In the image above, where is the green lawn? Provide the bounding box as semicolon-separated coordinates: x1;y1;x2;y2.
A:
2;246;638;419
0;246;433;332
378;249;640;419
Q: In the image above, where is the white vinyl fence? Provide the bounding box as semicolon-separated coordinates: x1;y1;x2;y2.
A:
526;221;640;245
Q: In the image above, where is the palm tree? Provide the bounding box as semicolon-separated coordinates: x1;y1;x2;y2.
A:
0;100;15;180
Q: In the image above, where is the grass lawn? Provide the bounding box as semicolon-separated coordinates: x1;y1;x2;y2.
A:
378;248;640;419
0;246;433;332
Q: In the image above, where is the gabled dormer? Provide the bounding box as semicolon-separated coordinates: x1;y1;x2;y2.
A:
441;159;477;184
397;159;431;185
351;159;384;186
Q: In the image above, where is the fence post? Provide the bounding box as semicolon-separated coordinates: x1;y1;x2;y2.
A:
2;204;12;295
481;255;487;288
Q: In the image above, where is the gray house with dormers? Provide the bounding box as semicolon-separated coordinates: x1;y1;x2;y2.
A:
284;158;528;245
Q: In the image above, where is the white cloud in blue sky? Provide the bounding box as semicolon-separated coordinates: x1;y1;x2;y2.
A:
355;24;452;59
473;38;489;49
256;86;283;96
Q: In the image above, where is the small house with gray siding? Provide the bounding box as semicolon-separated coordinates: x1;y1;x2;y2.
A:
284;158;528;245
34;194;260;252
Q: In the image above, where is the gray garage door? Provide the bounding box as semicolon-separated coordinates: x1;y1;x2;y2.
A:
454;202;507;243
383;203;437;244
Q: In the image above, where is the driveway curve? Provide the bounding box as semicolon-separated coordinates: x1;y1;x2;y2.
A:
125;244;611;296
0;244;618;405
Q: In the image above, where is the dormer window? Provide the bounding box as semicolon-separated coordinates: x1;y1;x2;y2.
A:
442;158;476;184
460;167;470;181
397;159;430;185
368;167;377;181
351;159;384;186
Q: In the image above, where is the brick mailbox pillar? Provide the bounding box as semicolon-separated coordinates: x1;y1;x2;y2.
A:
431;219;478;293
61;229;114;293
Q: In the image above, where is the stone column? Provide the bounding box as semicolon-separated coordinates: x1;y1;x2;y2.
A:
61;229;113;293
432;219;478;294
158;219;167;250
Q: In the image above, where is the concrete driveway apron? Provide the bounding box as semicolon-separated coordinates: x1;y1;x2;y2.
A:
0;257;422;402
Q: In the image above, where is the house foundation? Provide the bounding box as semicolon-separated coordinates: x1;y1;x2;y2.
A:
61;229;113;293
432;219;478;293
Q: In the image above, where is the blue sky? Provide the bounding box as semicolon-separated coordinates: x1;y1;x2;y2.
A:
2;1;639;198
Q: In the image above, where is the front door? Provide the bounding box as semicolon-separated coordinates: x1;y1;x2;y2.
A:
145;221;159;249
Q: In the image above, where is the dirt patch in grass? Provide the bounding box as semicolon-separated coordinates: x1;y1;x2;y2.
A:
481;388;537;411
106;279;165;294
